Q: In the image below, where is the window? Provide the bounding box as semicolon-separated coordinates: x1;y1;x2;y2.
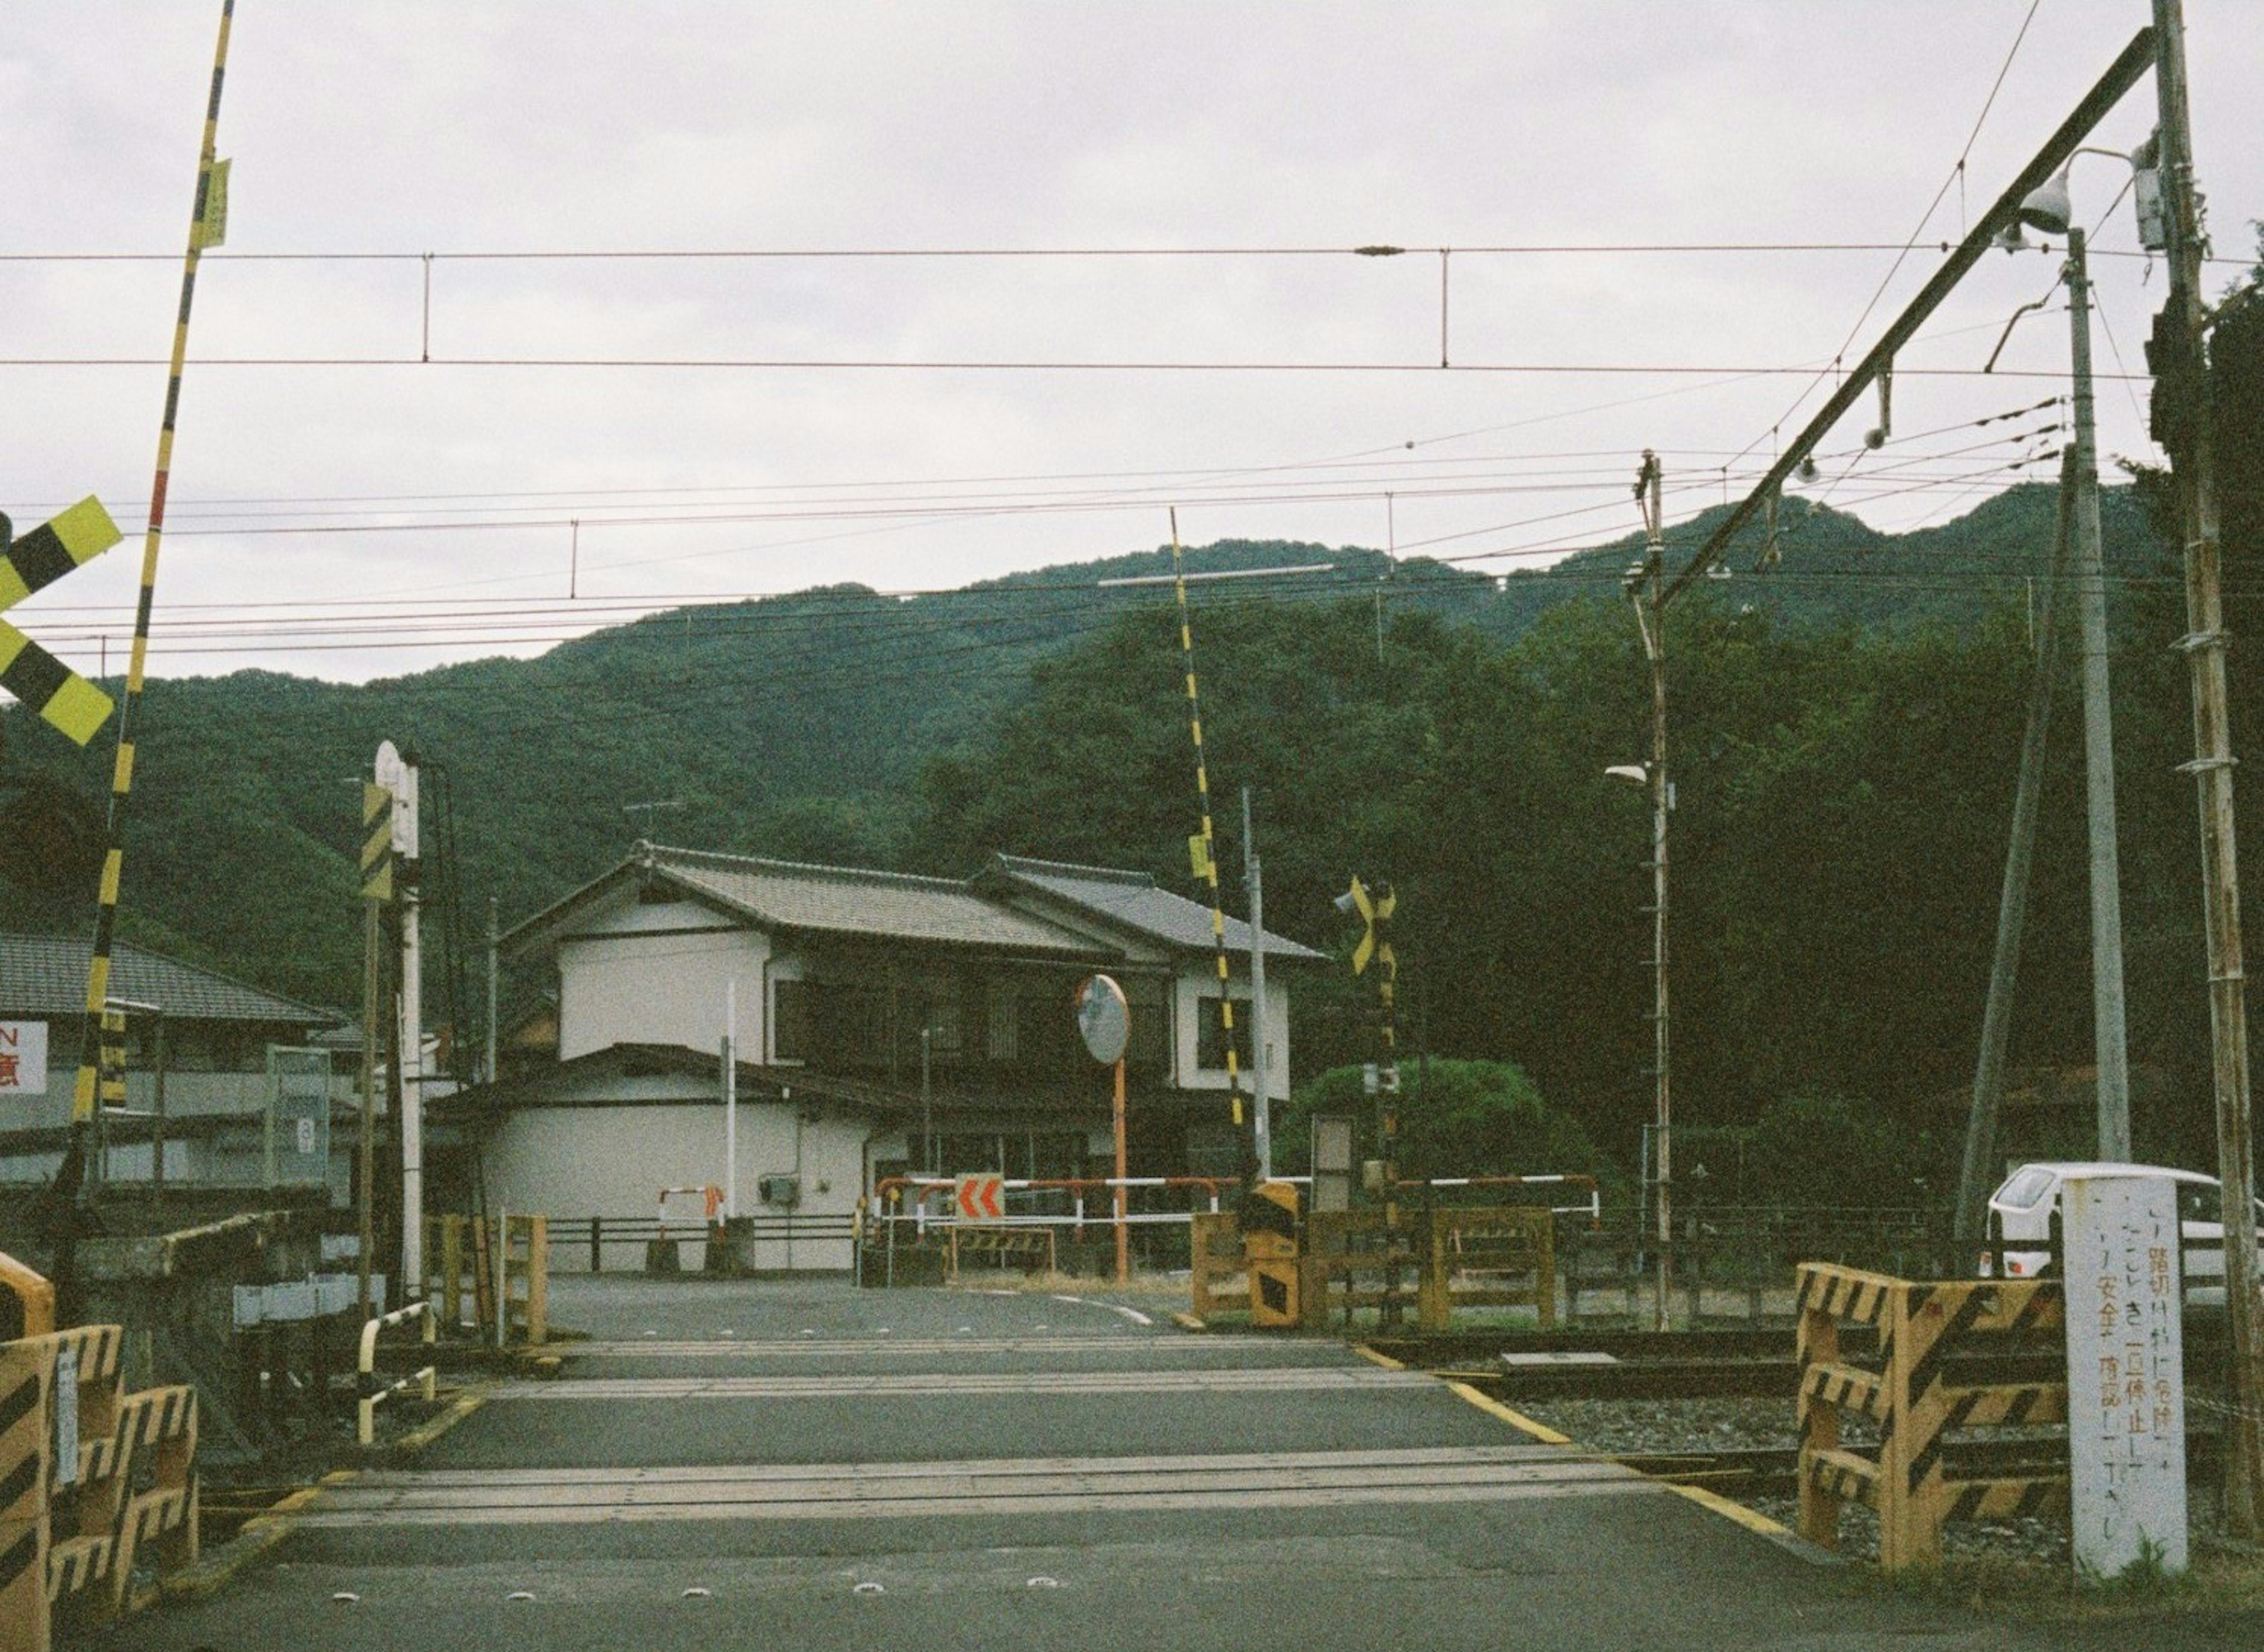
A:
1196;996;1252;1071
772;980;812;1062
985;979;1019;1061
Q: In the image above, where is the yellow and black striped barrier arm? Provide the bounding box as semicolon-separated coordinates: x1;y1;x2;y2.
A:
0;497;124;745
70;0;236;1129
1167;511;1248;1148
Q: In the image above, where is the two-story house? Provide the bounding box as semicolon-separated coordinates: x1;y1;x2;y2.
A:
444;843;1326;1270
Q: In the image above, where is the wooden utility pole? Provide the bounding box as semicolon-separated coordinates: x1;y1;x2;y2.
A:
1628;452;1671;1331
2151;0;2264;1536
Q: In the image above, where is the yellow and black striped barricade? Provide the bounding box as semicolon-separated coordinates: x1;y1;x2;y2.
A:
1;1333;57;1652
1189;1212;1245;1319
1795;1262;2065;1573
1419;1207;1557;1332
100;1383;198;1611
39;1325;124;1624
1243;1182;1301;1329
946;1226;1056;1282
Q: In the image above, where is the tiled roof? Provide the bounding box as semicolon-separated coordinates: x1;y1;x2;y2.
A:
986;854;1328;960
635;845;1109;956
0;934;344;1025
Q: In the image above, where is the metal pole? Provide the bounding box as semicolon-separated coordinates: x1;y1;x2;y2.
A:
920;1026;933;1176
1113;1056;1129;1285
1630;452;1671;1332
399;751;424;1298
485;894;499;1085
1242;786;1272;1182
2065;228;2132;1161
723;980;737;1221
1955;455;2078;1245
2152;0;2264;1536
149;1012;166;1222
357;895;379;1324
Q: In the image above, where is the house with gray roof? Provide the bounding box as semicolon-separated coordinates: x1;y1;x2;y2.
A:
0;933;347;1192
447;842;1327;1271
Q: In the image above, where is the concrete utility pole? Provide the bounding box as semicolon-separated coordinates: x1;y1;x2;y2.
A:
1956;455;2077;1245
2151;0;2264;1536
1627;451;1671;1332
1242;786;1272;1182
396;748;425;1301
2065;227;2133;1161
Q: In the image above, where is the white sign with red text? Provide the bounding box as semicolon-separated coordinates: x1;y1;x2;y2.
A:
0;1021;48;1095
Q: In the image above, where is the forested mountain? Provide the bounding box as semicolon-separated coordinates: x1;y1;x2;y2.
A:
0;479;2157;1013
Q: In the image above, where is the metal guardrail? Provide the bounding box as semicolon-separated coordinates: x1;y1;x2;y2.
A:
356;1300;437;1447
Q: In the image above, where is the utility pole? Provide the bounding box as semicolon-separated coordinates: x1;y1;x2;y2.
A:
1627;451;1672;1332
356;771;395;1324
2151;0;2264;1536
1956;455;2077;1245
485;895;500;1085
393;746;425;1301
1242;786;1272;1182
2065;226;2133;1161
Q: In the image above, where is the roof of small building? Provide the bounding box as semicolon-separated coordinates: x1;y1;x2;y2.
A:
0;934;344;1026
513;844;1111;959
983;854;1328;960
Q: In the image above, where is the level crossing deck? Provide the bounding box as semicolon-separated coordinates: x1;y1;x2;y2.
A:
88;1274;2124;1651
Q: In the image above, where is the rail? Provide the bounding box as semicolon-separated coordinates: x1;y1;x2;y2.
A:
356;1299;437;1447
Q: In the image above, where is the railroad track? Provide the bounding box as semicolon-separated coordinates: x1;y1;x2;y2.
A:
1610;1434;2225;1499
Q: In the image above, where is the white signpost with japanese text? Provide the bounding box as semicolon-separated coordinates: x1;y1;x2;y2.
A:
0;1021;48;1095
2064;1172;2187;1579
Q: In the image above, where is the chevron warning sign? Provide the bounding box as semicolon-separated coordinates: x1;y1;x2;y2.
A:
0;496;124;745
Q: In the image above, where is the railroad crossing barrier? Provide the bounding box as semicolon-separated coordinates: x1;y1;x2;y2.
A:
424;1214;548;1346
0;1250;54;1341
1795;1262;2066;1573
1303;1206;1557;1332
1;1323;199;1652
356;1299;437;1447
1185;1205;1558;1331
1189;1212;1247;1318
945;1226;1058;1282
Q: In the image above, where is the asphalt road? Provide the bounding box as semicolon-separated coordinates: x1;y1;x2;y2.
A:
87;1273;2258;1651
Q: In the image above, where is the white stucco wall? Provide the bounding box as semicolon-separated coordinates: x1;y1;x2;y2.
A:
1171;966;1292;1100
481;1100;866;1272
555;899;769;1061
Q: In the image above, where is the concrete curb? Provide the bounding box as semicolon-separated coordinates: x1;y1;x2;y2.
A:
128;1381;494;1615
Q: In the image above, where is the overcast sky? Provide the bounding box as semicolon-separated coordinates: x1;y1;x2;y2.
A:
3;2;2259;684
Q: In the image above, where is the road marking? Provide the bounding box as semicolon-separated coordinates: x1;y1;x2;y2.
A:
1441;1381;1574;1446
488;1367;1425;1400
555;1335;1277;1359
1353;1344;1406;1370
291;1446;1657;1528
1049;1293;1155;1326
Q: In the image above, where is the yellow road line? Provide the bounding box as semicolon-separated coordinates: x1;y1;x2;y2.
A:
1441;1380;1572;1444
1353;1344;1404;1371
1436;1373;1793;1538
1171;1311;1208;1332
1669;1480;1794;1537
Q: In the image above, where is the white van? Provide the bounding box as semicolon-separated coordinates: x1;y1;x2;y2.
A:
1985;1160;2263;1304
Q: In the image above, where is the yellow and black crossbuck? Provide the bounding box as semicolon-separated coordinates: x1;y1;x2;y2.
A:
0;498;124;746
